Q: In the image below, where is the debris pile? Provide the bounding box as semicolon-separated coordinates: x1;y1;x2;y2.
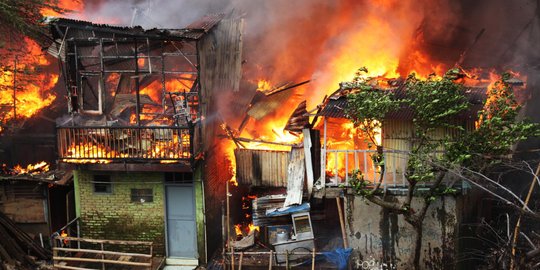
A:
0;212;51;269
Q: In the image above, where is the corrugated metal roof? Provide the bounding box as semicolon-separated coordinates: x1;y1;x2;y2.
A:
186;13;225;32
317;83;487;120
49;14;224;41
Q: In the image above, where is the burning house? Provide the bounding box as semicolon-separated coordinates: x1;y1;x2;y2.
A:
46;13;243;268
0;0;537;269
217;71;494;268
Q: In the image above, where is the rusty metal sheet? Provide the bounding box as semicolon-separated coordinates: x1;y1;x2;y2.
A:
318;85;486;120
235;149;289;187
185;13;224;32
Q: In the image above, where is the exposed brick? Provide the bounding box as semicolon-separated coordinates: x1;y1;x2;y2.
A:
75;170;166;255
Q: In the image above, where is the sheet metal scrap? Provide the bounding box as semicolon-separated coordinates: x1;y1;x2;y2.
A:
246;80;310;121
284;100;309;133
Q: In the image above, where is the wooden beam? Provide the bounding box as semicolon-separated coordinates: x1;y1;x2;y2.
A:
53;265;98;270
303;129;314;198
336;197;349;248
54;236;153;246
53;247;152;258
53;256;151;267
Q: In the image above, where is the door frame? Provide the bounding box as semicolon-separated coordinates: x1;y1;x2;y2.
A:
163;182;198;259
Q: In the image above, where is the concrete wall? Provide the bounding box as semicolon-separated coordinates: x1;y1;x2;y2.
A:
345;194;460;269
74;170;166;255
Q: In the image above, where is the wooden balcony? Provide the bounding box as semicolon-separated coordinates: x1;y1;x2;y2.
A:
322;148;409;187
57;126;192;164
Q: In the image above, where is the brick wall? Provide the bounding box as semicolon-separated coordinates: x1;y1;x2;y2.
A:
74;170;166;255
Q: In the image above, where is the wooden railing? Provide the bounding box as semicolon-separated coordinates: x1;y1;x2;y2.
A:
53;237;153;270
57;126;191;163
321;149;409;187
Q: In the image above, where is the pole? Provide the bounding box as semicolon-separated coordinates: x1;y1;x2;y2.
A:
226;180;230;248
336;197;349;248
13;57;17;119
311;247;316;270
222;201;226;250
509;163;540;270
134;38;141;126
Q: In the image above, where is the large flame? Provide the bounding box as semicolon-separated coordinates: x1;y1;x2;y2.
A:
0;38;58;130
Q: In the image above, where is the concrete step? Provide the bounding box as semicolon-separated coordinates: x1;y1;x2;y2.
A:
164;258;198;269
163;266;196;270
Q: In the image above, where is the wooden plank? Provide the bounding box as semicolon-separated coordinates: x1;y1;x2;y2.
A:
53;247;152;258
53;265;98;270
55;236;152;246
53;256;151;267
336;197;349;248
303;129;314;198
284;147;305;207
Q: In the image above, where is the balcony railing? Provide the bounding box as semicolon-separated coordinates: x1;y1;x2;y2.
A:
57;126;191;163
322;149;410;187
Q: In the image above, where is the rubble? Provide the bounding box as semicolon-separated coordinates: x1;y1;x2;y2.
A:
0;212;51;270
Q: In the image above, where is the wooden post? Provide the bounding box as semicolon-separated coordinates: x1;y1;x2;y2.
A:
285;250;289;270
100;243;105;270
238;252;244;270
510;163;540;270
53;241;58;269
134;38;141;126
268;250;273;270
311;247;316;270
226;181;230;248
336;197;349;248
149;244;153;270
230;246;235;270
303;129;314;198
13;57;17;120
222;201;226;250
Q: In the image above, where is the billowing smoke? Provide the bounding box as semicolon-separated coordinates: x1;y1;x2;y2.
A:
62;0;540;118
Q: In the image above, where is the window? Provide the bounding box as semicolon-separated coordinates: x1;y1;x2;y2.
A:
93;175;112;194
131;189;153;203
165;172;193;184
292;212;314;240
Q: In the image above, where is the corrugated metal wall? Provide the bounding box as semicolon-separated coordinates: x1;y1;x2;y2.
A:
235;149;289;187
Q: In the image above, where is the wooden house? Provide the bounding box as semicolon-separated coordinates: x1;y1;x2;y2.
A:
48;13;243;268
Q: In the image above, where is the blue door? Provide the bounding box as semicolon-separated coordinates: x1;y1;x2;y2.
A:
166;185;197;258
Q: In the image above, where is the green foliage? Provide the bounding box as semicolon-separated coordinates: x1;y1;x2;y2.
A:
348;169;372;196
406;69;469;133
345;68;538;196
344;67;402;145
0;0;64;42
445;73;539;168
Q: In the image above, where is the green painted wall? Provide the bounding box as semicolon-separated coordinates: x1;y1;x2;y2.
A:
74;170;166;255
194;166;206;263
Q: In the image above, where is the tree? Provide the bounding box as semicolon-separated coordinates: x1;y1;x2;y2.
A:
0;0;64;133
0;0;64;44
344;68;538;269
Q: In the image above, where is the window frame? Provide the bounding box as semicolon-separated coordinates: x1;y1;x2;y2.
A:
93;175;112;194
130;188;154;203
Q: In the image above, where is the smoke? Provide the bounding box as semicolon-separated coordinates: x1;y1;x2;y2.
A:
65;0;540;114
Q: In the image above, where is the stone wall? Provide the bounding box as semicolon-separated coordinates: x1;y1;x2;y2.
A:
74;170;166;255
345;194;460;269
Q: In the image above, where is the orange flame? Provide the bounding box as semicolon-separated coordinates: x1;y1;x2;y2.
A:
0;38;58;129
2;161;50;175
